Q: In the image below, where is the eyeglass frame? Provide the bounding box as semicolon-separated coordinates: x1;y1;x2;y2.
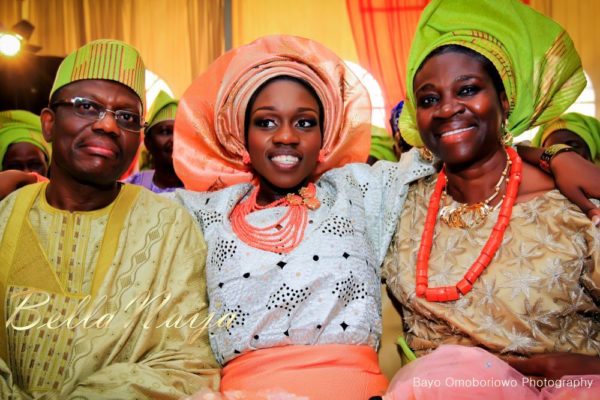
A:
50;96;148;132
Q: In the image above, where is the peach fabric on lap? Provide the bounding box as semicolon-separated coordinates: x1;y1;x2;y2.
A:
221;344;388;399
384;345;600;400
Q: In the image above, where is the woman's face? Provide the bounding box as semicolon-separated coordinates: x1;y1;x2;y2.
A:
414;51;509;166
246;79;322;191
543;129;592;162
145;120;175;166
2;142;49;176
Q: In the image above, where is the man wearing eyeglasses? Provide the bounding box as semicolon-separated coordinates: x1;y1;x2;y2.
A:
0;39;219;399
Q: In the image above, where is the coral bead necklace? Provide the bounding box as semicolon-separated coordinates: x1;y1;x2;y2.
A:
415;147;522;302
230;183;320;253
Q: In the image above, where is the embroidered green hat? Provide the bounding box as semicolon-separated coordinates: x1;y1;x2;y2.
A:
50;39;146;108
147;90;178;131
370;125;398;162
0;110;50;167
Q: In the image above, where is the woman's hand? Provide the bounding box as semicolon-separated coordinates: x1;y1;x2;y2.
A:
0;170;38;200
507;353;600;381
517;145;600;225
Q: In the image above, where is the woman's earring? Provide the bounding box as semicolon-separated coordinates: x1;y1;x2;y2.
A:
501;121;513;147
242;151;251;165
318;149;326;163
419;147;434;163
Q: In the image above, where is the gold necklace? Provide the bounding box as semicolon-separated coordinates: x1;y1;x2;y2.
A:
439;151;511;229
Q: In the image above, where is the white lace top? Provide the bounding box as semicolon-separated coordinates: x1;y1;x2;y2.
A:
174;150;434;365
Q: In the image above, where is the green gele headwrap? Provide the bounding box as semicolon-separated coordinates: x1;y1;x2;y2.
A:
400;0;586;148
0;110;50;168
370;125;398;162
50;39;146;108
147;90;178;131
533;112;600;164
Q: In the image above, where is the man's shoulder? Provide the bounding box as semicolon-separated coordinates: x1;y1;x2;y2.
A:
130;185;195;223
0;182;44;219
0;189;19;223
0;184;42;244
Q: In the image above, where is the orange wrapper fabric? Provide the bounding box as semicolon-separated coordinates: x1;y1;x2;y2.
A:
220;344;388;399
174;35;372;192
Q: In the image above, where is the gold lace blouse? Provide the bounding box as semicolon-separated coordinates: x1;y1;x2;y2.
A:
383;176;600;358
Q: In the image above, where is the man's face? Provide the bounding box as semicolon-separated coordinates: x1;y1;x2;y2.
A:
41;80;142;185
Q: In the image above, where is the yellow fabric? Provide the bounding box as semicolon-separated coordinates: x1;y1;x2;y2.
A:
0;0;225;98
231;0;358;62
383;177;600;359
0;184;220;398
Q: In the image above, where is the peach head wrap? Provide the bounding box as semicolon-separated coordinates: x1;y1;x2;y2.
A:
174;35;371;191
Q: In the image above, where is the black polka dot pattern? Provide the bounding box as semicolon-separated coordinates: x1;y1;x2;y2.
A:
210;239;237;271
343;174;370;197
223;305;249;335
320;192;335;208
384;166;400;188
358;182;370;197
345;175;358;187
332;271;368;306
321;216;354;237
267;283;311;316
195;209;221;229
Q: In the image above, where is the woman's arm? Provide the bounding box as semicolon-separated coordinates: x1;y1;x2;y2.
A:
517;145;600;224
0;170;40;201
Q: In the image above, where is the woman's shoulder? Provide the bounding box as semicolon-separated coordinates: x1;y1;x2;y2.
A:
174;183;252;214
516;162;555;203
319;149;433;185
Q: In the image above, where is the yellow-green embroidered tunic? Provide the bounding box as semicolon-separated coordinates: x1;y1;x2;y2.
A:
0;183;219;399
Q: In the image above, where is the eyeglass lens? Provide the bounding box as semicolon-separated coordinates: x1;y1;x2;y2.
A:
72;98;143;132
